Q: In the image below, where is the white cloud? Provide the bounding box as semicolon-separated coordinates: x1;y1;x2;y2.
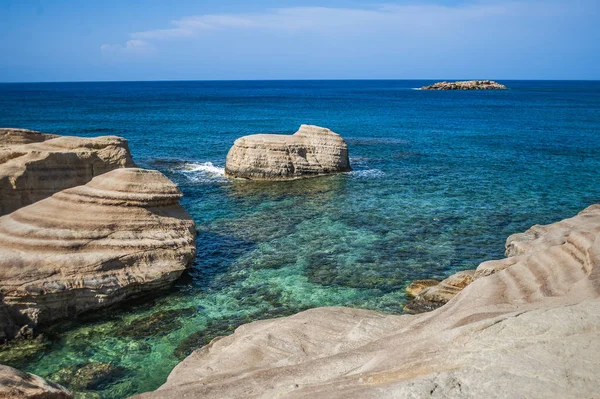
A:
99;1;579;58
100;39;154;56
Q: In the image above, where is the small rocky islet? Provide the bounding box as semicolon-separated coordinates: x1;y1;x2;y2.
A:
421;79;507;90
1;125;600;398
225;124;351;180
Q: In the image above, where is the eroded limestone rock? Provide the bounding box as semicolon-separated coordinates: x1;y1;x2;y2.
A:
404;270;475;314
133;204;600;399
421;80;507;90
0;365;73;399
0;128;135;215
0;168;196;341
225;125;351;180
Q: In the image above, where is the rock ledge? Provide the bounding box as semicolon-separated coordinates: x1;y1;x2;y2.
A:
0;128;135;215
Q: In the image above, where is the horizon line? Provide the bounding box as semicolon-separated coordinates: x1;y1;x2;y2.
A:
1;78;600;84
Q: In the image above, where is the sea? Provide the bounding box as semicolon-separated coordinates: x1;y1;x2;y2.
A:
0;80;599;398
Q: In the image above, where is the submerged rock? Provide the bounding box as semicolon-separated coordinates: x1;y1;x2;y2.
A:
421;80;507;90
132;204;600;399
0;334;50;366
52;362;126;391
0;168;196;341
119;308;197;338
225;125;351;180
0;365;73;399
0;128;135;215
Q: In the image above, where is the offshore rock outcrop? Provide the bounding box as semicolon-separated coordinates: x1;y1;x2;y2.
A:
0;365;73;399
421;80;507;90
133;204;600;399
0;128;135;215
0;168;196;342
225;125;351;180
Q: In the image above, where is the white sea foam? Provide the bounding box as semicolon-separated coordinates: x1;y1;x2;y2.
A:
349;169;385;179
178;162;226;183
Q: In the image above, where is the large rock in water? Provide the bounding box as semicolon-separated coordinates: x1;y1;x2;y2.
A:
0;365;73;399
225;125;351;180
0;128;135;215
421;80;507;90
133;204;600;399
0;168;196;341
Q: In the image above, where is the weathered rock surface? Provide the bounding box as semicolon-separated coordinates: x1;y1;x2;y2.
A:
0;128;135;215
404;279;439;297
405;207;600;314
225;125;351;180
421;80;507;90
133;204;600;399
404;270;475;314
0;365;73;399
0;168;196;342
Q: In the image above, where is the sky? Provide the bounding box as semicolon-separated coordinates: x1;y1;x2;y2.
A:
0;0;598;82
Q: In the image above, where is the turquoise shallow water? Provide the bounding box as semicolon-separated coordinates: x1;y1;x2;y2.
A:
0;80;599;398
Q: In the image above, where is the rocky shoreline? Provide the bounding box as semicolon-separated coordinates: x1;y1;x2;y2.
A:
421;80;507;90
0;128;198;398
0;130;196;344
2;126;599;398
133;204;600;399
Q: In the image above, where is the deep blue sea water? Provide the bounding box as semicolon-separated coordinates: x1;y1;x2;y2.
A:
0;80;599;398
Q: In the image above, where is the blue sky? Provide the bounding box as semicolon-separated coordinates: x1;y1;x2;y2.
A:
0;0;598;82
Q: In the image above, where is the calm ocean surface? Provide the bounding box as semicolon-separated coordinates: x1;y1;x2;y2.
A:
1;80;599;397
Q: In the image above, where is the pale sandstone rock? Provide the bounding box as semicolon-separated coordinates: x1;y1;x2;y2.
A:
0;128;135;215
133;204;600;399
225;125;351;180
0;168;196;341
404;270;475;314
405;279;439;297
0;365;73;399
404;207;599;313
421;80;507;90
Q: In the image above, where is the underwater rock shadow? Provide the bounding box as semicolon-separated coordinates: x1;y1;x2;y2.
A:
189;230;257;290
226;173;348;201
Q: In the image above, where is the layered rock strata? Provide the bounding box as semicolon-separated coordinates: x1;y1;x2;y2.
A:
404;270;474;314
0;365;73;399
225;125;351;180
134;204;600;399
0;168;196;341
421;80;507;90
405;209;597;313
0;128;135;215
